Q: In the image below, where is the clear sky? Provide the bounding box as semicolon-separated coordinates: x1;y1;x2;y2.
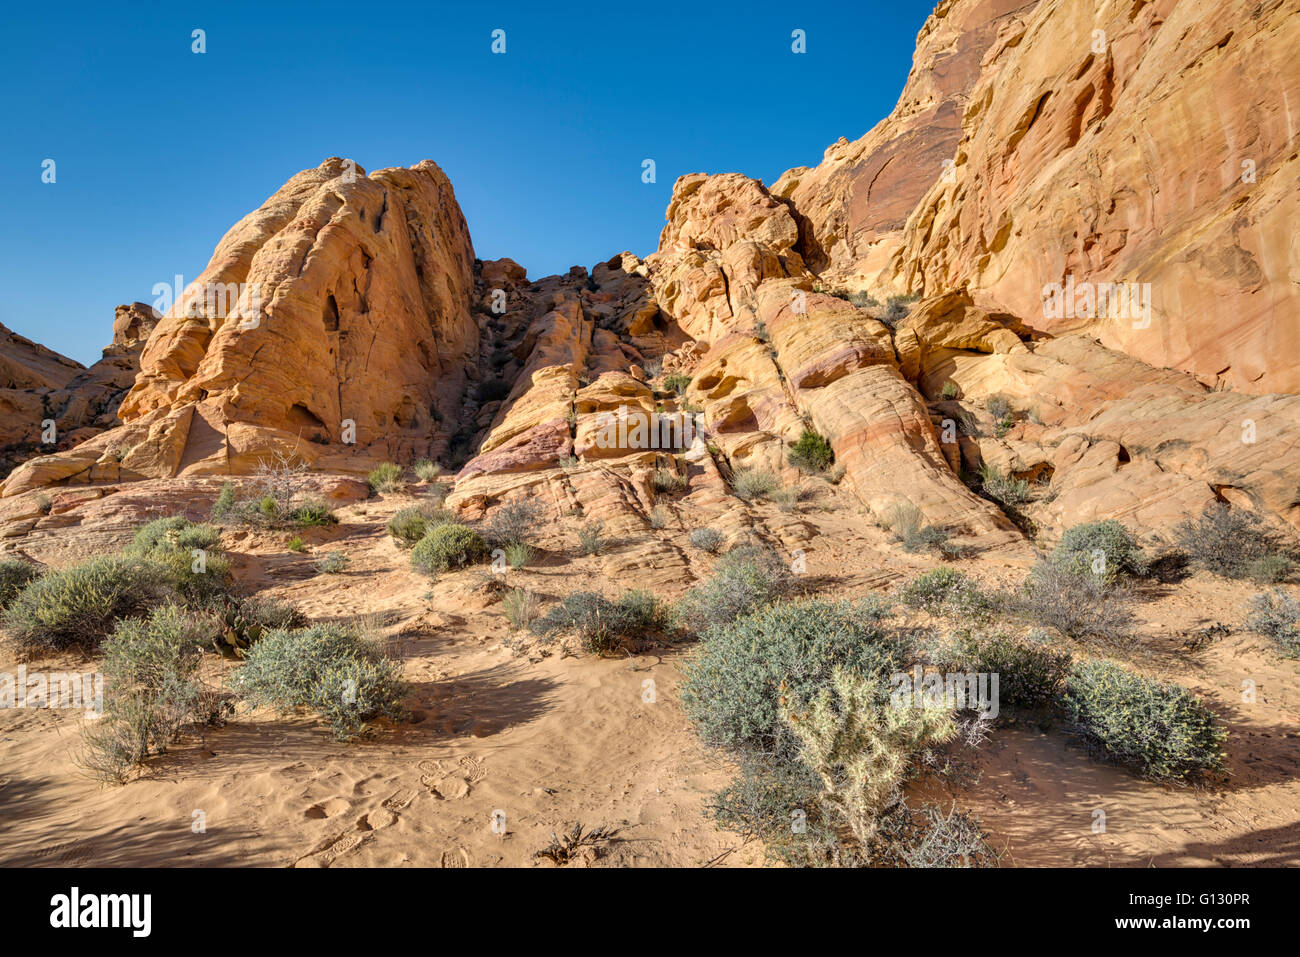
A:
0;0;938;365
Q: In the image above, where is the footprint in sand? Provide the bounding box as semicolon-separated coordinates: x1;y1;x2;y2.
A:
418;756;485;800
440;847;472;868
304;797;351;820
382;788;416;812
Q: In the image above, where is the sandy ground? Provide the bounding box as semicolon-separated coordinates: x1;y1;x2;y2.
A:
1;476;1297;867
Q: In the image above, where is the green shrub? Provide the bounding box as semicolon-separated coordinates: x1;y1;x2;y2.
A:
576;519;606;556
900;568;994;619
3;556;172;653
287;536;306;553
0;558;41;610
210;483;238;522
1015;559;1135;643
410;524;487;574
502;588;541;629
1245;590;1300;657
1052;520;1146;583
663;373;691;395
285;500;334;526
940;382;959;400
483;498;542;548
788;429;834;473
81;603;219;784
232;622;408;740
413;459;441;482
530;589;667;654
932;630;1071;709
1173;503;1284;580
1246;554;1294;584
1061;660;1225;780
653;468;689;494
675;544;797;633
368;462;404;494
680;597;905;761
387;506;456;547
732;467;779;502
315;552;350;574
127;516;222;558
153;549;234;605
504;543;533;569
711;753;851;867
882;503;955;557
979;463;1031;507
688;527;724;554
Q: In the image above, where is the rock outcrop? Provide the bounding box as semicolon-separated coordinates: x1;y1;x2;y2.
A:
4;159;479;493
888;0;1299;394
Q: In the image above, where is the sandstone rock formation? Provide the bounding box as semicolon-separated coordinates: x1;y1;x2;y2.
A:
3;0;1296;554
887;0;1299;394
0;302;159;473
4;159;479;494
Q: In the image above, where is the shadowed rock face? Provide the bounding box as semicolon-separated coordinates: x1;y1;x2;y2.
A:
2;0;1296;548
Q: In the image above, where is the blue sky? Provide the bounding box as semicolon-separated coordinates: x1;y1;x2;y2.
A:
0;0;937;364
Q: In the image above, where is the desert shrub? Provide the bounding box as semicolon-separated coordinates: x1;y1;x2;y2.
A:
209;594;307;656
387;505;456;547
3;556;172;653
502;588;542;629
881;502;924;539
1014;559;1135;644
1051;519;1147;583
210;482;238;522
648;505;671;530
504;543;533;569
986;394;1013;424
576;519;606;556
368;462;404;494
127;516;222;558
663;373;691;395
150;549;234;605
780;666;955;851
287;536;306;553
675;544;797;632
680;597;905;762
881;503;954;557
232;622;408;740
483;498;542;548
979;463;1031;507
772;484;814;512
688;527;724;554
413;458;441;482
732;468;779;502
824;463;847;485
872;799;999;868
940;382;959;400
900;568;994;619
931;630;1071;709
1246;554;1294;584
653;468;689;494
285;500;334;526
0;559;41;610
1173;503;1286;580
82;604;215;783
410;524;488;574
1061;660;1225;780
788;429;834;474
710;753;851;867
902;524;956;557
1245;590;1300;657
530;589;667;654
315;552;349;574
